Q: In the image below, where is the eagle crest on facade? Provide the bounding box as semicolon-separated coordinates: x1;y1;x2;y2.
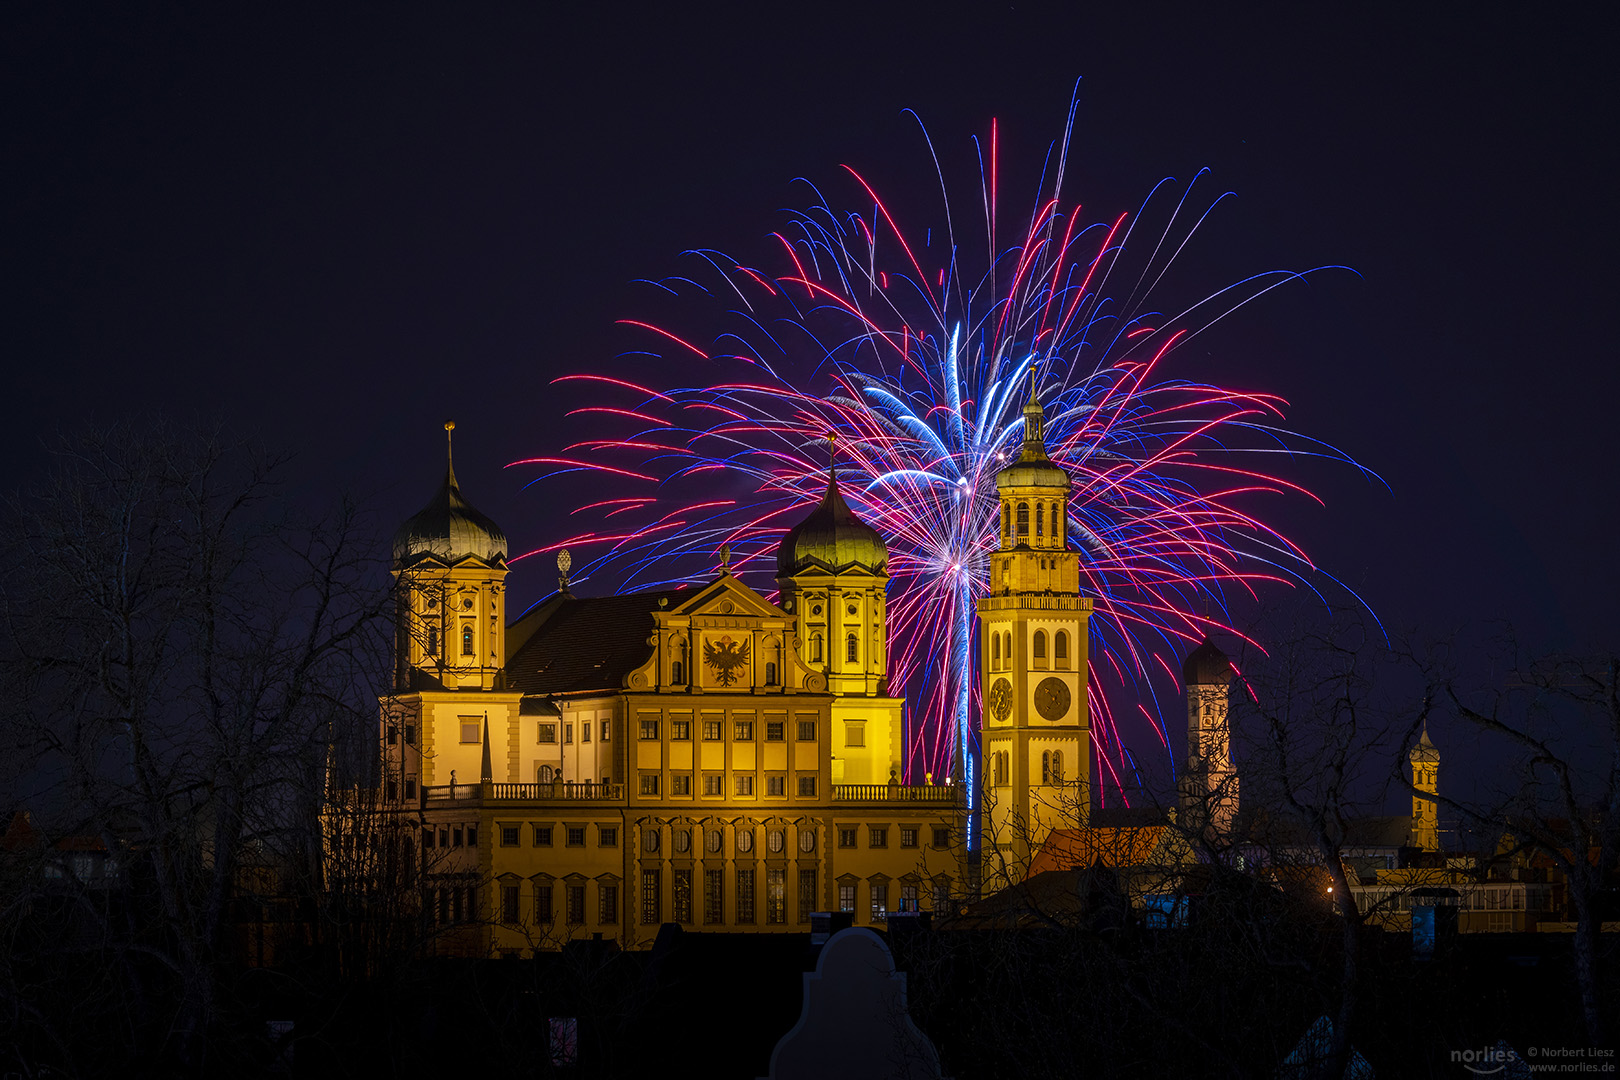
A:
703;635;751;687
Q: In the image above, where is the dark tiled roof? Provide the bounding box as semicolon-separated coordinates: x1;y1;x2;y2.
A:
506;589;685;697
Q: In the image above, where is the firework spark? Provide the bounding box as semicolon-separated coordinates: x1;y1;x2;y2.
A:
513;101;1379;802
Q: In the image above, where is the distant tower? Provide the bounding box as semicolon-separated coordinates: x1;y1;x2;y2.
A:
1409;727;1440;852
977;378;1093;873
1179;635;1238;834
392;421;510;691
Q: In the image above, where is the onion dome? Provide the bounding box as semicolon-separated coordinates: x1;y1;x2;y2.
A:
995;376;1070;492
776;439;887;577
393;421;508;568
1182;634;1233;686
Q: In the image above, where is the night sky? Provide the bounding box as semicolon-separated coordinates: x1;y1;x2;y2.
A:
4;5;1614;665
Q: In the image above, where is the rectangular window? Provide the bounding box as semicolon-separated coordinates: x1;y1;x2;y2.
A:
734;720;754;741
798;868;816;923
404;777;416;800
599;884;618;925
501;884;520;924
869;827;888;848
386;778;398;801
387;724;399;745
535;883;553;923
670;720;691;740
599;827;618;847
563;723;573;744
581;720;591;742
538;722;556;743
566;827;586;847
932;827;951;849
423;827;435;850
798;720;817;741
453;826;464;847
838;883;855;913
900;884;919;912
671;774;691;796
838;828;858;849
405;724;417;745
766;721;784;741
901;827;918;849
640;719;659;740
704;869;724;925
601;721;611;742
766;869;786;925
460;721;480;744
767;775;785;797
871;883;888;922
566;885;585;924
798;775;817;797
642;870;661;925
703;774;723;796
673;869;692;924
736;869;756;926
535;825;553;847
845;721;865;747
466;826;477;847
501;825;520;847
703;720;724;741
640;774;660;796
438;827;449;848
735;775;754;796
932;881;950;913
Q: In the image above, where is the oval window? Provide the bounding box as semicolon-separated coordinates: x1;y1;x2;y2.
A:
768;830;785;853
798;829;815;853
673;829;691;854
737;830;754;854
643;830;661;853
706;830;723;853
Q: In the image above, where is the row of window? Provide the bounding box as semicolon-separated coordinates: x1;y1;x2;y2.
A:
988;629;1071;671
637;773;817;798
385;723;418;746
419;624;479;657
837;825;950;850
639;718;818;741
536;719;611;745
837;880;940;921
1004;500;1066;542
987;751;1066;786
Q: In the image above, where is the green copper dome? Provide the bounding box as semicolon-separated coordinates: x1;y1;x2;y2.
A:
776;464;887;577
393;423;507;568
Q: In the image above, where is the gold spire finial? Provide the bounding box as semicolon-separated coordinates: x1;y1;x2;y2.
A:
443;420;458;486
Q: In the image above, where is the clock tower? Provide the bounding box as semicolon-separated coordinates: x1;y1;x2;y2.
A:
977;379;1092;878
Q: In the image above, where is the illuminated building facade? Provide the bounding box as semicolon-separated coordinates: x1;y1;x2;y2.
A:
379;425;959;955
976;384;1094;882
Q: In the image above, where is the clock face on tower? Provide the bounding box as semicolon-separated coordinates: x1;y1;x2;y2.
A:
987;677;1013;723
1034;677;1071;721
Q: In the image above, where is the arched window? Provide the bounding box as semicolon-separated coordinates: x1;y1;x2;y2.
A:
1052;751;1063;782
1016;502;1029;540
1004;633;1013;667
1033;630;1047;660
1035;504;1044;538
672;661;684;685
811;632;823;663
426;626;438;656
461;625;475;656
1041;751;1051;785
539;764;555;783
1055;630;1069;668
1051;503;1062;540
992;633;1001;668
846;633;858;663
1002;504;1011;537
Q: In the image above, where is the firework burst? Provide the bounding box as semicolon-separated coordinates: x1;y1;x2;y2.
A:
513;101;1378;800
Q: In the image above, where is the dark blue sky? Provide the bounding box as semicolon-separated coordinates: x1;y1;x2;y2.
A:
3;4;1613;660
